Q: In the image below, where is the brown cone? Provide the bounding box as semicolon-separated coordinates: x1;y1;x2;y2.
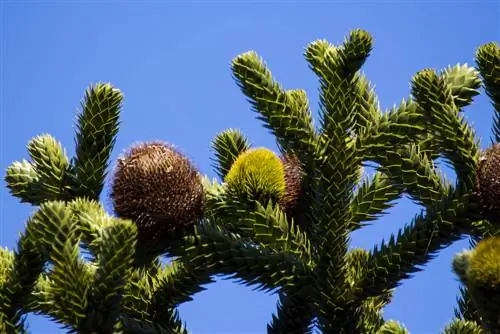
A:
110;141;204;243
476;143;500;223
278;154;303;221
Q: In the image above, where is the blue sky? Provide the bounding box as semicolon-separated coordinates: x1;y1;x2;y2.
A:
1;1;499;333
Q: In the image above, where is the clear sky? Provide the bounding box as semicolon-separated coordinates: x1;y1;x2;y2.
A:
1;1;499;333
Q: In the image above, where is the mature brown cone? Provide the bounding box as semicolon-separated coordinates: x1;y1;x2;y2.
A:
110;141;204;244
278;154;303;223
476;143;500;224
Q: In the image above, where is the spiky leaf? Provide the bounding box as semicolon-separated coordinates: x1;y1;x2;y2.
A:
267;292;314;334
376;320;409;334
26;134;70;200
350;171;403;230
72;83;123;199
204;183;312;263
150;259;214;312
5;160;47;205
231;51;317;159
360;188;474;299
442;319;485;334
182;224;309;293
411;69;479;191
211;129;251;180
476;42;500;142
84;220;137;332
441;64;482;109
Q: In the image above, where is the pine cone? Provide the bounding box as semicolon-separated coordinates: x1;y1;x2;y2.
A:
476;143;500;223
278;154;303;220
110;141;204;244
465;236;500;321
225;147;286;203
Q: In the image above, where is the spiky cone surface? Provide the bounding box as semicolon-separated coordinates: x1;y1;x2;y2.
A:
476;143;500;224
225;148;286;204
452;250;472;284
110;141;204;246
278;154;304;221
466;236;500;328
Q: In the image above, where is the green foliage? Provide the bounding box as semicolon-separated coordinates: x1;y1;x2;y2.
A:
182;224;309;293
267;292;315;334
375;320;409;334
231;51;317;161
350;171;403;230
4;134;72;205
2;29;499;334
4;159;44;204
4;83;122;205
442;319;485;334
411;68;480;191
476;42;500;142
441;64;482;109
26;135;71;200
72;83;123;200
211;129;251;180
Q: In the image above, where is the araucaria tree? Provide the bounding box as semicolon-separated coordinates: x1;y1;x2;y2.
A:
1;29;499;334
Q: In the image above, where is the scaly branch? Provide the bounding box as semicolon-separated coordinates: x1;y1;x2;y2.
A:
5;134;71;205
72;83;123;200
359;188;475;299
350;171;404;231
305;29;373;323
442;319;485;334
26;135;71;201
267;292;315;334
368;143;450;208
0;201;77;332
182;224;310;293
441;64;482;109
150;259;215;312
204;182;313;264
83;220;137;332
412;69;480;191
231;51;317;160
211;129;251;180
476;42;500;143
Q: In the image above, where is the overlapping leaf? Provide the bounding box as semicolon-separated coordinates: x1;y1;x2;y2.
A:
204;182;312;263
231;51;317;159
26;135;71;199
411;69;480;191
267;292;315;334
375;321;409;334
72;83;123;200
150;260;214;313
359;188;475;299
84;220;136;332
350;172;403;230
476;42;500;142
211;129;251;180
183;224;309;293
442;319;485;334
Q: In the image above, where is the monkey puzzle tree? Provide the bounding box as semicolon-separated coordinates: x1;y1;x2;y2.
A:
1;86;201;333
197;30;500;333
0;29;498;333
446;41;500;334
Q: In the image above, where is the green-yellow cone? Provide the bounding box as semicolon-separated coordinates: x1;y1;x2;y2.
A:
468;236;500;290
465;236;500;328
225;148;286;203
